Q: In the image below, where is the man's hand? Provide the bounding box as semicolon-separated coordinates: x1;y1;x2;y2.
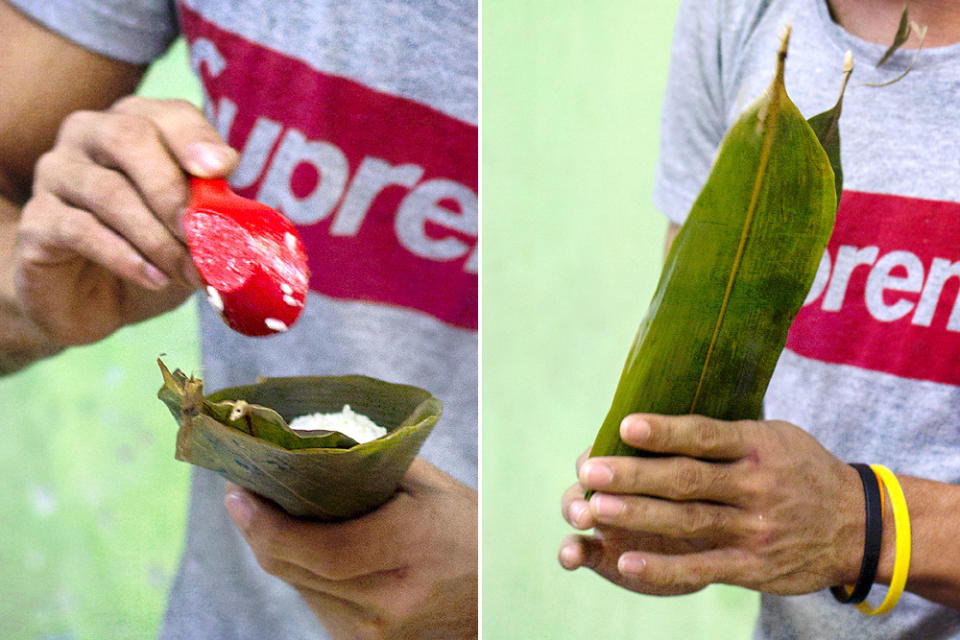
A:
560;446;712;596
224;458;478;640
15;95;238;346
560;414;865;596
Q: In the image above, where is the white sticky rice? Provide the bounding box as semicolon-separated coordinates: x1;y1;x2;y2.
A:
288;405;387;444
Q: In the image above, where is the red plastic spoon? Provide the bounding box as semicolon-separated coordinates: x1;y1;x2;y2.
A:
182;177;310;337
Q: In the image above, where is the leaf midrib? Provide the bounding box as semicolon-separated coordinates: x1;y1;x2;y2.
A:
688;54;786;414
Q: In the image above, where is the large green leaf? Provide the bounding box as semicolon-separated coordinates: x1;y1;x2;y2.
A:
589;31;838;462
157;360;442;520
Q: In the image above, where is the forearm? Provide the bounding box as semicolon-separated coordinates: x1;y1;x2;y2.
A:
873;474;960;609
0;193;61;374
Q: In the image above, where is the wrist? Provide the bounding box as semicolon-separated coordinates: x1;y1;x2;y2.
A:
832;463;884;604
872;471;905;588
836;461;870;586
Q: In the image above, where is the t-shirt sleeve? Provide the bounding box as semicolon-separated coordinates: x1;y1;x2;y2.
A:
7;0;179;65
652;0;728;225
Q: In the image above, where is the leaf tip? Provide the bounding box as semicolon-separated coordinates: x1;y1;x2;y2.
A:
158;358;183;394
779;24;792;55
757;25;792;132
776;24;792;79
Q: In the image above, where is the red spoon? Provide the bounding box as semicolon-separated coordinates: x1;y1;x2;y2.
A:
182;177;310;337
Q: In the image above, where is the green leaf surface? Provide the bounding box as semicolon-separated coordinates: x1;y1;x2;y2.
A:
157;360;442;520
159;362;358;449
589;31;838;463
807;51;852;203
876;6;911;68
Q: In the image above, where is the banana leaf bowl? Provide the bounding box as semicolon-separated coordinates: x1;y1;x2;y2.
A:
157;361;442;520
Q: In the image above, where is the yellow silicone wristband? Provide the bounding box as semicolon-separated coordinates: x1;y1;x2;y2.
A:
856;465;910;616
873;467;886;519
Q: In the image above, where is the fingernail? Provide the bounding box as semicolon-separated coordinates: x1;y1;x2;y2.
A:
581;461;614;488
592;494;624;518
618;553;646;575
142;262;170;289
225;491;252;529
559;545;579;570
187;142;230;177
621;415;651;444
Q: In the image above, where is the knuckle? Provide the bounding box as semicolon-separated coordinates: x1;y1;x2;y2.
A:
305;538;352;580
84;171;132;214
21;191;54;222
46;205;77;246
623;462;645;493
722;466;753;503
152;98;218;139
732;420;752;449
709;464;740;503
16;200;49;251
101;114;154;149
164;97;202;115
58;110;96;139
684;562;709;588
110;94;149;114
613;499;655;530
33;151;63;184
738;466;775;503
676;504;730;538
314;556;350;581
695;419;725;452
673;460;704;499
140;169;189;215
617;497;640;525
139;232;180;266
645;560;677;588
654;558;708;592
21;191;59;225
678;503;706;536
747;516;776;550
706;508;730;535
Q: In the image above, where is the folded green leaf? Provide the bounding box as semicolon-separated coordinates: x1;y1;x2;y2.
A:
589;30;838;464
157;360;442;520
876;6;911;68
807;50;853;203
159;361;357;449
867;7;927;87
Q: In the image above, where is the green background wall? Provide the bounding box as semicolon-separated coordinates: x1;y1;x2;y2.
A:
0;41;201;640
481;3;759;637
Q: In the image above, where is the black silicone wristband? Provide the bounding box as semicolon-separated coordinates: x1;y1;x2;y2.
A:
831;463;883;605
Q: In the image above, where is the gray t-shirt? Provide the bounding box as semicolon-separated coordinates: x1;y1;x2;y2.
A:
656;1;960;638
9;0;478;638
